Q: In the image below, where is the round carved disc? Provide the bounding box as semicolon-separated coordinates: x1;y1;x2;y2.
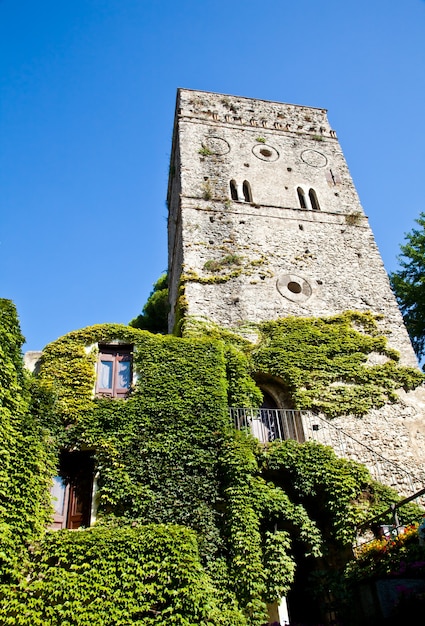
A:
300;149;327;168
277;274;312;302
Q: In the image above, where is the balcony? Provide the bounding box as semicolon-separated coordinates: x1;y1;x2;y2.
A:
230;407;425;502
230;407;307;443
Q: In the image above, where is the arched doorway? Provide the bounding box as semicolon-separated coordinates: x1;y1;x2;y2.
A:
261;390;278;409
256;378;306;443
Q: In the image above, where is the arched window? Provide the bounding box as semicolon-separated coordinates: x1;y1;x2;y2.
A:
309;188;320;210
242;180;252;202
297;187;307;209
230;180;238;201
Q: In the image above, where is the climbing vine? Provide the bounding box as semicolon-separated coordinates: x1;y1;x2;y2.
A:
253;311;424;417
0;300;53;583
0;525;245;626
1;305;424;624
183;311;424;417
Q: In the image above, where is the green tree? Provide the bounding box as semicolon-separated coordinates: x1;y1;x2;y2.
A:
129;273;169;334
390;212;425;361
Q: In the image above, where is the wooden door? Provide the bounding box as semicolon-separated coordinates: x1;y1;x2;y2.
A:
50;451;94;530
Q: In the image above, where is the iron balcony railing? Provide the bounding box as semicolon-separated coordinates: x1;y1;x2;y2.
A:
230;407;307;444
230;407;425;504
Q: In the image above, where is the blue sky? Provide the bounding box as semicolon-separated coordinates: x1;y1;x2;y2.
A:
1;0;425;351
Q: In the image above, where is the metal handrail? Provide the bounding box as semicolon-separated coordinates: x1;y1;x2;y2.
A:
230;407;425;504
305;412;423;496
353;489;425;555
357;486;425;533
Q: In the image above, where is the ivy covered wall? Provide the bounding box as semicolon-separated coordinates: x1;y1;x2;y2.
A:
0;300;53;583
1;305;424;625
1;525;247;626
184;311;424;417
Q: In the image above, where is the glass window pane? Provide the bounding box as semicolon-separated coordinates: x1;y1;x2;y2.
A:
52;476;66;516
116;360;131;389
99;360;113;388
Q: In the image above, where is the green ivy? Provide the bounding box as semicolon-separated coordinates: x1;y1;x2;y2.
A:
264;439;372;545
182;311;424;417
263;531;296;601
0;300;54;583
2;306;423;624
0;525;246;626
252;311;424;416
37;326;231;558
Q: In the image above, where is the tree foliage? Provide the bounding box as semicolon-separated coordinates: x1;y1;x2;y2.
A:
130;273;169;334
390;212;425;361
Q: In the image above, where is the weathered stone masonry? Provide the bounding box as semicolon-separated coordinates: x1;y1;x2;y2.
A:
167;88;425;495
167;88;417;367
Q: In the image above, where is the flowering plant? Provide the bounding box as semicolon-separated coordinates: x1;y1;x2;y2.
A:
347;524;425;581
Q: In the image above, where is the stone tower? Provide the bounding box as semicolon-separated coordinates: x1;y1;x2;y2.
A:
167;88;418;368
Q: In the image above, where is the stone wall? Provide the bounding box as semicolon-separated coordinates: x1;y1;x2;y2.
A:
168;88;417;367
167;88;425;495
321;392;425;499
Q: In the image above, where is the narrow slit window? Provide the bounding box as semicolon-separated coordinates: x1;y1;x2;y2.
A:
297;187;307;209
309;189;320;210
230;180;238;201
242;180;252;202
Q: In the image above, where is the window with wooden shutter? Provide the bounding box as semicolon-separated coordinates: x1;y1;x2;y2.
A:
96;344;133;398
325;169;341;185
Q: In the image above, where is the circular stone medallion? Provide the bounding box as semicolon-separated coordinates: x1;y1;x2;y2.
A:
203;136;230;155
252;143;279;162
300;149;328;168
277;274;312;302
